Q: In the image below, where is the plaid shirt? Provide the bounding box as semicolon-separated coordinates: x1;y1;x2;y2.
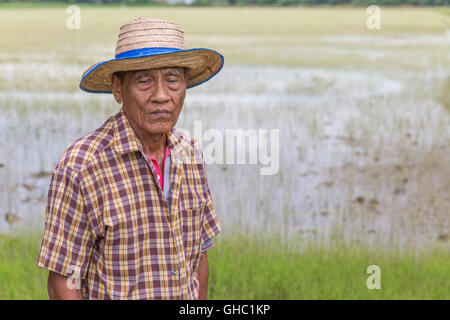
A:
36;107;221;300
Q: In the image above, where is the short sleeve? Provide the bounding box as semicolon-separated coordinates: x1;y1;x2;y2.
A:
201;238;215;253
36;166;95;280
201;186;221;244
193;138;221;245
200;168;221;245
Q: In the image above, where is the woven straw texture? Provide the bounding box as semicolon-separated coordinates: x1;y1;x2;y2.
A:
80;18;223;92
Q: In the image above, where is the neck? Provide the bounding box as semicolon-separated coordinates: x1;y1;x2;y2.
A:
140;131;167;157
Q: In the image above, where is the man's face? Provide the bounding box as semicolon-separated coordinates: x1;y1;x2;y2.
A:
112;67;187;135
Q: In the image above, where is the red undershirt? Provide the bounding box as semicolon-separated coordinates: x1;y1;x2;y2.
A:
146;146;171;190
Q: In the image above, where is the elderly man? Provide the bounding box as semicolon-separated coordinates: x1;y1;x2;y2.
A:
36;18;223;300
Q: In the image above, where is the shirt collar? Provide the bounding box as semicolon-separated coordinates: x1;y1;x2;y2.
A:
146;145;171;162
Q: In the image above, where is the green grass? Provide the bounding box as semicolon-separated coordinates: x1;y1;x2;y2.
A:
0;233;48;299
209;234;450;299
0;233;448;299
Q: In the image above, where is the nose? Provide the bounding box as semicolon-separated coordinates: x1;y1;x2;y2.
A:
151;76;170;104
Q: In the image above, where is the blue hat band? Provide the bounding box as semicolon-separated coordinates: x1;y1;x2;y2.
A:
80;46;224;93
115;47;183;60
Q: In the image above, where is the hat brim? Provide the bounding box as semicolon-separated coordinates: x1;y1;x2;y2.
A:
79;48;224;93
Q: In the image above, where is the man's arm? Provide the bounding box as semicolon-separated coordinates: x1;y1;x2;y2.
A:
197;252;209;300
47;271;84;300
37;165;94;300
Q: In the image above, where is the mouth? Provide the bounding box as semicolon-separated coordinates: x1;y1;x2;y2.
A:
149;110;171;116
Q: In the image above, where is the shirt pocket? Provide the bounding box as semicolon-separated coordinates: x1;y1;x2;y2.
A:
179;199;207;269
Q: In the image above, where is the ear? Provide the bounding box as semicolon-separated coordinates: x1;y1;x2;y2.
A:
111;73;123;104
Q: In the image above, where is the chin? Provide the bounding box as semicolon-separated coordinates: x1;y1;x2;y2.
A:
145;122;173;135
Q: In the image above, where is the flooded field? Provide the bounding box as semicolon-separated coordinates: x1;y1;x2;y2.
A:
0;7;449;252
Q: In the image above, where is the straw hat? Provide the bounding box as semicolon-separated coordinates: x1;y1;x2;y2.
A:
79;17;224;93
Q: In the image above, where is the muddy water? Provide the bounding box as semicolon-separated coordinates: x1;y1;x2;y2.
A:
0;64;449;252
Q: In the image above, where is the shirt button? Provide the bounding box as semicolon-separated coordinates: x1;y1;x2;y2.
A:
171;269;177;275
157;175;161;180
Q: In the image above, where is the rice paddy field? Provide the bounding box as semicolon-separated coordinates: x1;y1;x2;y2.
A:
0;5;449;299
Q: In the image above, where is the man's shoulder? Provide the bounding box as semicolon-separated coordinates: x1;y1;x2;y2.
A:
170;127;203;164
171;127;199;148
56;115;116;172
